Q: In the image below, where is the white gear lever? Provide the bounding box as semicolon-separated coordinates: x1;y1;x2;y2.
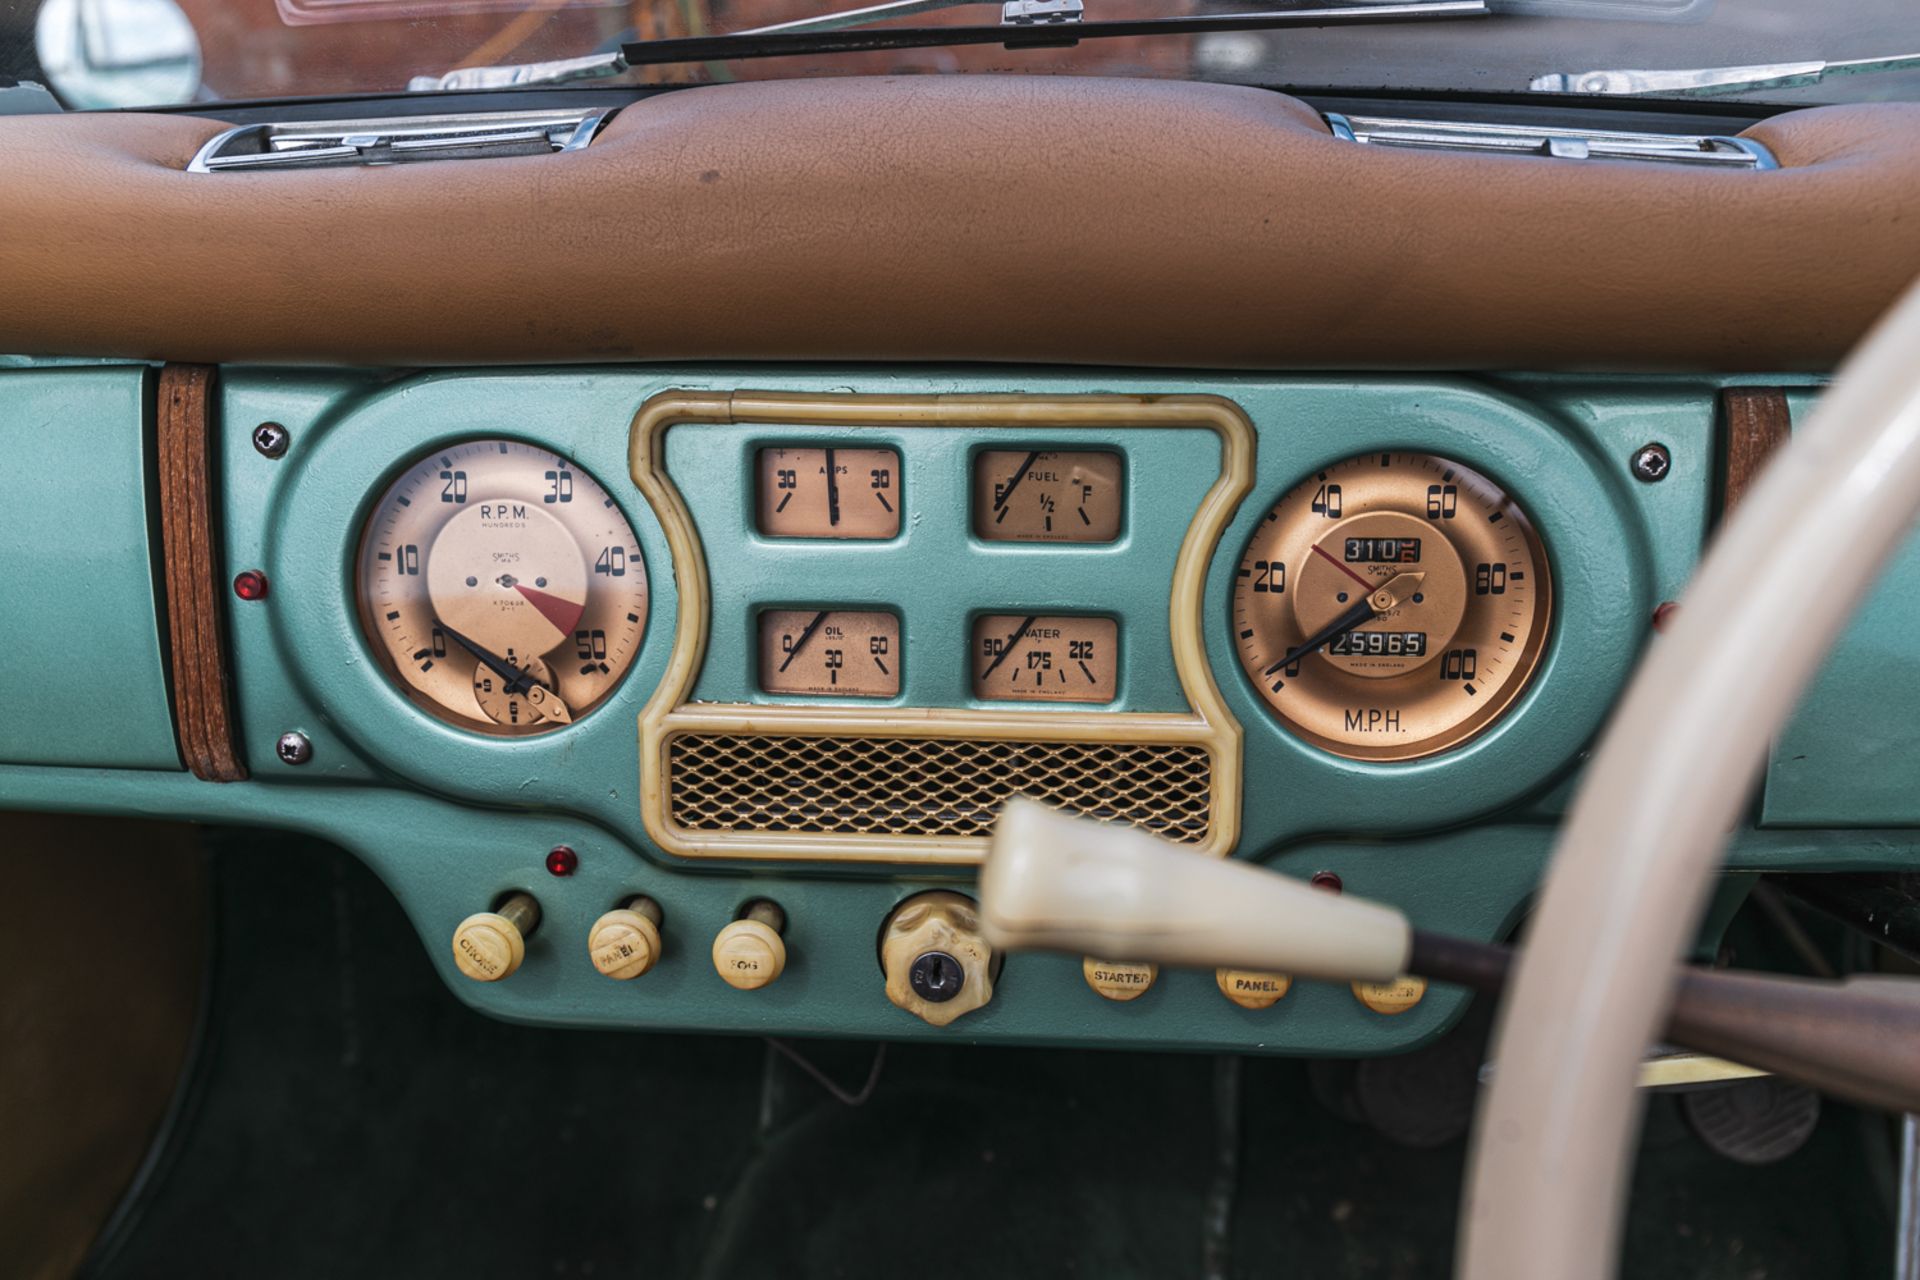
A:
978;798;1411;983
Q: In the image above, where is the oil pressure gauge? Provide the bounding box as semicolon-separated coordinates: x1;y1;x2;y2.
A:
760;610;901;698
1232;453;1550;761
356;440;648;735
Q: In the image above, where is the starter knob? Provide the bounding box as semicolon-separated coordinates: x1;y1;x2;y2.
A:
587;896;664;980
452;891;540;982
712;900;787;990
881;891;996;1027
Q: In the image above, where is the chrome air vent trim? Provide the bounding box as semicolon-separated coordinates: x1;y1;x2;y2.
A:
187;107;616;173
1323;112;1778;170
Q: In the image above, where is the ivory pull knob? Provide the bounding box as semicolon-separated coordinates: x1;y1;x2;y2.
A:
452;891;540;982
1353;975;1428;1015
1216;968;1293;1010
713;901;787;990
1083;957;1157;1002
588;896;664;980
881;891;996;1027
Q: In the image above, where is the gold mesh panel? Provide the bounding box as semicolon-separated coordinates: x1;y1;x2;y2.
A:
667;733;1212;843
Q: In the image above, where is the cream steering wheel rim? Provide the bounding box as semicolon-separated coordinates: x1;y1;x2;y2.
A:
1462;276;1920;1279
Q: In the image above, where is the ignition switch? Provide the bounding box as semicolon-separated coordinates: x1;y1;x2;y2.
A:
880;891;999;1027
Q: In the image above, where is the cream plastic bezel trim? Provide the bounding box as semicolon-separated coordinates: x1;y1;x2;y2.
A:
627;390;1254;864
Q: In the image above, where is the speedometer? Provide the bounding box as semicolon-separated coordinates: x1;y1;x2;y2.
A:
356;440;648;736
1232;452;1550;761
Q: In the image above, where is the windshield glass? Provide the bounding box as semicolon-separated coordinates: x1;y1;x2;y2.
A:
2;0;1915;111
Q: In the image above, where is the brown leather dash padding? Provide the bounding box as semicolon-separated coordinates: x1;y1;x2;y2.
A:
157;364;247;781
1720;387;1794;516
0;80;1918;371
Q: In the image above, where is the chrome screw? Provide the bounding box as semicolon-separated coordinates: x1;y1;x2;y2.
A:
1630;442;1671;483
276;731;313;766
252;422;290;459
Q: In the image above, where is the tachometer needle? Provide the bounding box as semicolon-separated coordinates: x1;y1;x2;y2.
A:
440;622;574;722
778;610;831;673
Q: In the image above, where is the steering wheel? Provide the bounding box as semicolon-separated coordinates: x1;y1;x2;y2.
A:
1462;275;1920;1278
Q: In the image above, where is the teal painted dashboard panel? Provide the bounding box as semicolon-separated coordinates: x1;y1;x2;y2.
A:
4;362;1908;1055
0;367;178;770
1766;522;1920;826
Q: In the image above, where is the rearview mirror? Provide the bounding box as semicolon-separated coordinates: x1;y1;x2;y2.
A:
34;0;203;109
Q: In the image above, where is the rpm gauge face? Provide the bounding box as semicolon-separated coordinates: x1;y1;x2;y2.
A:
356;440;648;736
1232;453;1550;761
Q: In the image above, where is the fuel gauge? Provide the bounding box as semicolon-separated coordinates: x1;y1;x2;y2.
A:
972;614;1117;703
974;450;1123;543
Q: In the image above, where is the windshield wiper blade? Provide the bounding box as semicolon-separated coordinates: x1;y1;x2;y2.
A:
1530;52;1920;97
410;0;1486;89
410;0;992;88
621;1;1487;68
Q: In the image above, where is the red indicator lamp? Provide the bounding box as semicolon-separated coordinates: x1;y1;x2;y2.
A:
233;570;269;601
545;845;579;877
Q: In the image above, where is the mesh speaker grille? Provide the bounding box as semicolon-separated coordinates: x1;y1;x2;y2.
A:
666;733;1212;843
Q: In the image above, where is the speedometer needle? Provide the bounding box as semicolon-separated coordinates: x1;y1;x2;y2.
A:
1265;571;1425;674
439;622;574;724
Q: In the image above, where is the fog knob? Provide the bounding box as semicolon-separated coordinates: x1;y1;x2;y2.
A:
452;892;540;982
588;896;664;980
881;891;996;1027
712;901;787;990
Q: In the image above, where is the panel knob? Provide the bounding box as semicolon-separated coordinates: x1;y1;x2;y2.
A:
452;892;540;982
881;891;996;1027
1216;968;1292;1010
712;901;787;990
588;896;664;980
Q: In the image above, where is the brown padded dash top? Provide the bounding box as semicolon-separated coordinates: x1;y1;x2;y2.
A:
1;76;1917;371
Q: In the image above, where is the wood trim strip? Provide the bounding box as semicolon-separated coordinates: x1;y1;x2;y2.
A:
156;365;247;781
1720;387;1794;517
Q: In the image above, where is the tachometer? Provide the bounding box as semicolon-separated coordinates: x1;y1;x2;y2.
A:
356;440;648;735
1232;453;1550;761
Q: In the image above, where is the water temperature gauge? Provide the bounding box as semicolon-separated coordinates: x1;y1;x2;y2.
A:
973;450;1123;543
972;614;1118;703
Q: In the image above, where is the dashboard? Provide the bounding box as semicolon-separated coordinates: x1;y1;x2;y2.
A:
12;360;1909;1055
5;75;1920;1059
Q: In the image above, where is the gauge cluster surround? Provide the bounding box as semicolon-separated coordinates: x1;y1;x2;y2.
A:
635;390;1250;864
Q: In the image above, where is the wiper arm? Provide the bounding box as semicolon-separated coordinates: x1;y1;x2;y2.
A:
1530;52;1920;98
410;0;990;89
410;0;1487;90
